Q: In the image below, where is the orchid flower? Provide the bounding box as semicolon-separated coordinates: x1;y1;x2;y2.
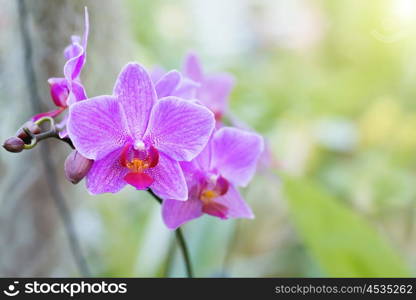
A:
67;63;215;200
151;68;199;100
32;7;89;131
182;52;235;121
162;127;264;229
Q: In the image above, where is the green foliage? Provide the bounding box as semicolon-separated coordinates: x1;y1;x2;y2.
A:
284;176;410;277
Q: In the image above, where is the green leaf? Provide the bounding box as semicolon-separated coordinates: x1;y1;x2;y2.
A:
284;176;411;277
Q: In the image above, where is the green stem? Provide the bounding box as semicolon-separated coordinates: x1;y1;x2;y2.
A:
147;189;194;278
21;116;74;150
174;226;194;278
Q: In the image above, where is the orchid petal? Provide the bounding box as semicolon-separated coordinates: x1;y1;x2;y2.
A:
147;152;188;200
214;185;254;219
192;138;213;171
150;66;166;83
199;74;234;115
63;7;89;81
113;63;157;140
67;95;129;160
86;148;128;195
144;97;215;161
64;37;82;61
212;127;263;187
58;128;68;139
155;70;181;98
162;197;203;230
67;80;87;106
63;43;84;81
57;114;69;138
48;78;69;107
172;77;199;99
183;52;203;82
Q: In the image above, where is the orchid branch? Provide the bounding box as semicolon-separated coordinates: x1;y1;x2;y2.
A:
147;189;194;278
174;224;194;278
22;116;74;149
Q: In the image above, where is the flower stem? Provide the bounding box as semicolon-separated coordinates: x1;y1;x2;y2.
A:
174;226;194;278
147;189;194;278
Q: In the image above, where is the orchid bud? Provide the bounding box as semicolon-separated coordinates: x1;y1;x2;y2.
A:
3;137;25;153
48;78;70;107
64;150;93;184
16;121;41;141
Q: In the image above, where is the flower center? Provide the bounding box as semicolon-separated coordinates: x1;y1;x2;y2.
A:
125;158;149;173
200;189;219;203
120;141;159;190
199;175;229;218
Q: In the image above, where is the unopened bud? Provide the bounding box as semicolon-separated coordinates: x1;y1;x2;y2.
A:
16;121;41;141
3;137;25;153
48;78;69;107
64;150;93;184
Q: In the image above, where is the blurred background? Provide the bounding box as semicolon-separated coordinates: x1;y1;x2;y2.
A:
1;0;416;277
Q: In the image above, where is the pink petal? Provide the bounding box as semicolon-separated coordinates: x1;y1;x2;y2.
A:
63;8;89;81
198;74;234;116
48;78;69;107
162;197;203;230
179;161;200;185
64;36;81;61
144;97;215;161
124;172;154;190
63;43;84;81
150;66;166;83
155;70;181;98
86;148;128;195
67;95;129;160
147;152;188;201
67;80;87;106
214;185;254;219
113;63;157;140
202;201;228;219
58;128;68;139
212;127;264;187
57;114;69;138
182;52;203;82
192;138;213;171
172;77;199;99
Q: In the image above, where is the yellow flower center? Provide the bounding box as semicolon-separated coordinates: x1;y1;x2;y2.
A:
200;189;219;203
126;158;150;173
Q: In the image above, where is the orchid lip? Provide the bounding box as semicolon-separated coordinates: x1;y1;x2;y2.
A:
201;173;229;197
198;174;230;218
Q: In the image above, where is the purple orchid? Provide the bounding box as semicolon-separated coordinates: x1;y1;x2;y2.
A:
182;52;235;121
32;7;89;125
162;127;264;229
67;63;215;200
151;68;199;100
